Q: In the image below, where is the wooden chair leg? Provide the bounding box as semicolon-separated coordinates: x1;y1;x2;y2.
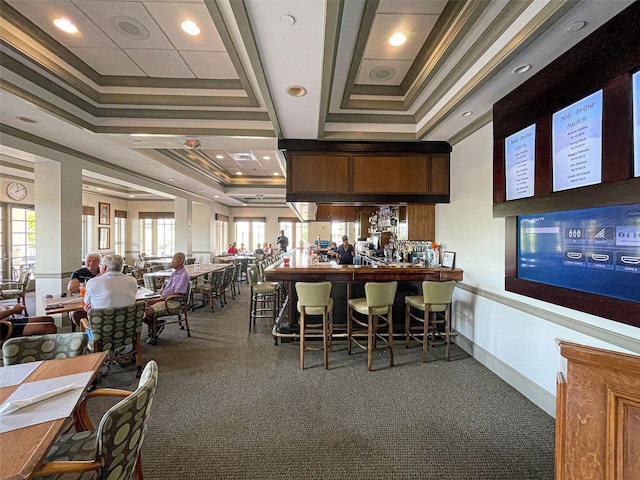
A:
387;311;394;368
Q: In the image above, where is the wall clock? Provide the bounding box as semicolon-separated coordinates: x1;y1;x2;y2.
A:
6;182;28;201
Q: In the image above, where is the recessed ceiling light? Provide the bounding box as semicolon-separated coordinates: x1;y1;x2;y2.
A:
96;187;104;191
389;32;406;47
568;21;586;32
129;194;135;198
236;172;242;175
273;173;279;176
54;18;78;34
262;156;270;160
169;177;176;181
461;111;473;117
16;116;38;124
512;64;532;74
286;85;307;97
214;195;219;198
181;20;200;36
216;155;224;159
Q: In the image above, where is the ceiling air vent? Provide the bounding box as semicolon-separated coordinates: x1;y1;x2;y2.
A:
232;152;258;161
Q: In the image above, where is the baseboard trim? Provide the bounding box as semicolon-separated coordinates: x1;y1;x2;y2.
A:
456;283;640;355
455;333;556;418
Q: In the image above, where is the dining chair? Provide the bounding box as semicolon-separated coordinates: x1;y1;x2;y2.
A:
247;265;278;331
84;302;145;376
347;281;398;371
2;332;88;365
146;284;192;345
0;270;31;315
405;280;457;362
31;360;159;480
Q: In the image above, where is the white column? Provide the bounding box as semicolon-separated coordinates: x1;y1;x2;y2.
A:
34;158;83;319
174;198;192;257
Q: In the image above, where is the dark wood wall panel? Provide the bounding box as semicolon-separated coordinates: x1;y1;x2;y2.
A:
288;154;349;193
352;155;427;193
429;154;450;195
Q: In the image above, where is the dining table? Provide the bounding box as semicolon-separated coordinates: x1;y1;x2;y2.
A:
42;286;159;315
146;263;227;279
0;352;108;480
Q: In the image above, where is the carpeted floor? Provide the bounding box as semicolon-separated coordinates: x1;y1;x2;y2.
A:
22;285;555;479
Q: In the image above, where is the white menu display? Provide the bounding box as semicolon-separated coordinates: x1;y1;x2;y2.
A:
634;71;640;177
552;90;603;191
505;124;536;200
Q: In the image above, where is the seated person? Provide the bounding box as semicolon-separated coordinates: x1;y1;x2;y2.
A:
1;304;57;340
239;243;247;254
327;241;339;258
227;242;238;255
264;242;273;256
80;254;138;343
144;252;190;321
254;243;265;255
68;252;101;332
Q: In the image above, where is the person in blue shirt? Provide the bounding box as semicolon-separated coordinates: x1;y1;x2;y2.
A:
337;236;355;265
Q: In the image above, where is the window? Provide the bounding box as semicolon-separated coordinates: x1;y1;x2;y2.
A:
216;217;228;254
331;222;348;244
234;219;266;252
81;213;93;259
10;206;36;280
140;217;175;255
295;222;308;246
114;216;126;257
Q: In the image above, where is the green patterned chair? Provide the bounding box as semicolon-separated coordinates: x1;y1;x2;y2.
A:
2;332;88;365
0;270;31;315
84;302;145;377
145;283;191;346
31;360;159;480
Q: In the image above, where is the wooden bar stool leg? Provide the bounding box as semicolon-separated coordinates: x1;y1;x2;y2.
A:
322;308;329;370
347;306;353;355
387;312;394;367
423;309;429;363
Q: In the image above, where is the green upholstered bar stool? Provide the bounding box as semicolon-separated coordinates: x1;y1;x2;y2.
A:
296;281;334;370
405;280;457;362
347;281;397;371
247;265;278;331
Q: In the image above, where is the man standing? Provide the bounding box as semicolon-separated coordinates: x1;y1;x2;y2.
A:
276;230;289;252
337;235;355;265
68;252;101;332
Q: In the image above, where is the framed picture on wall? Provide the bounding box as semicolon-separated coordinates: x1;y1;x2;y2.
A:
99;202;110;225
442;251;456;269
99;227;110;250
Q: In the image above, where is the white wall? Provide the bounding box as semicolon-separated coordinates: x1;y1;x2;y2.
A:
438;123;640;416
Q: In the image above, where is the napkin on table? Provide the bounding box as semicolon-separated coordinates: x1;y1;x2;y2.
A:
0;383;78;415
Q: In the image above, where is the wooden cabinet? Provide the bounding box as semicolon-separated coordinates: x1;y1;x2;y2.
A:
556;341;640;480
406;204;435;240
315;205;356;222
282;140;451;204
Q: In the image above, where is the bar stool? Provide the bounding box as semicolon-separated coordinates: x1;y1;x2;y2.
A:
296;282;333;370
247;265;278;331
347;281;397;371
405;280;457;362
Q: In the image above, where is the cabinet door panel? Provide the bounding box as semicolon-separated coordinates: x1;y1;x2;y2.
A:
352;155;427;193
289;154;349;193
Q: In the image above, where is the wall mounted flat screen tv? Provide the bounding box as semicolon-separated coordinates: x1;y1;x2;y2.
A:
518;204;640;304
634;70;640;177
552;90;603;192
505;124;535;200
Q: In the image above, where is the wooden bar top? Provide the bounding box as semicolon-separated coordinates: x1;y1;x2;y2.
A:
265;250;463;282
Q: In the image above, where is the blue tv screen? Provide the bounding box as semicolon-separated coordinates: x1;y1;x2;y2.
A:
518;204;640;303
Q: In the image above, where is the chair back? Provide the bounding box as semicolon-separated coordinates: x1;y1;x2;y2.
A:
2;332;88;365
422;281;456;312
18;270;31;289
247;265;260;287
87;303;145;352
143;273;160;292
365;281;398;308
222;264;235;288
96;360;159;479
185;258;196;265
150;264;165;272
296;282;332;307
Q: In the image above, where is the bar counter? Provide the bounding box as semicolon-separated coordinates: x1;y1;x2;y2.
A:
265;249;463;333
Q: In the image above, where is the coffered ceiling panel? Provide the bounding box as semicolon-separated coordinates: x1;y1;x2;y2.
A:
0;0;635;207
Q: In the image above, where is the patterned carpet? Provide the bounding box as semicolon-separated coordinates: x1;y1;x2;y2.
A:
26;286;555;479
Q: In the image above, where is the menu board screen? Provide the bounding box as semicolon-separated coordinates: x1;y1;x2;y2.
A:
552;90;603;191
634;71;640;177
518;204;640;303
505;124;535;200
